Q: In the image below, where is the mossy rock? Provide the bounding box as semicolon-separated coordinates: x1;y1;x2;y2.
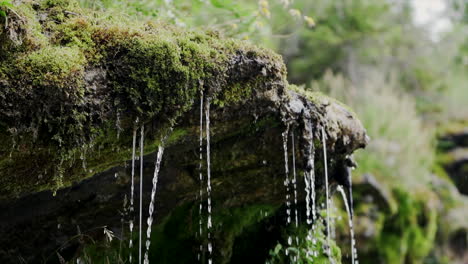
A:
0;0;367;200
0;1;369;263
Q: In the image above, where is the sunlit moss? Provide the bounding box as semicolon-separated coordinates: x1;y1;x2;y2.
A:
0;0;287;198
19;46;86;85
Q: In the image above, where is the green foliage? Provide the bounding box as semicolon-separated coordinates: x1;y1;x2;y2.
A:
72;203;279;264
0;0;13;18
377;189;438;264
282;0;390;81
315;71;435;190
78;0;317;48
267;221;341;264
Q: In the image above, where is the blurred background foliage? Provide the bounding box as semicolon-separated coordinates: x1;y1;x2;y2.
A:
77;0;467;119
73;0;468;263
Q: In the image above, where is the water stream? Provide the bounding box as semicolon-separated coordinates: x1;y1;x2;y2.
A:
309;124;316;223
337;185;358;264
321;127;332;261
139;125;145;264
282;126;292;254
129;128;137;263
198;92;204;261
301;119;318;259
205;98;213;264
143;143;165;264
304;120;316;226
291;130;298;229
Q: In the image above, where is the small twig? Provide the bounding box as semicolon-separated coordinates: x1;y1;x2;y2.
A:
3;6;21;29
64;10;79;16
6;6;20;19
43;225;110;262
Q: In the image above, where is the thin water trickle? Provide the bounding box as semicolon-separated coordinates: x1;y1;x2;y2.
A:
129;128;137;263
205;98;213;264
282;127;291;226
330;197;337;240
291;130;298;229
198;92;204;262
321;126;332;261
139;126;144;264
143;143;165;264
337;185;358;264
304;120;316;226
120;194;128;261
304;165;311;225
116;111;122;140
309;123;316;223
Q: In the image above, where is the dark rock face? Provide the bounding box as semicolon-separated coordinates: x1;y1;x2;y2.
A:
0;98;367;263
449;229;468;262
439;128;468;195
445;155;468;195
436;125;468;264
439;130;468;150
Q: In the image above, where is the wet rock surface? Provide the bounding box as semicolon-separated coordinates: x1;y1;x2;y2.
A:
0;96;367;262
0;1;369;263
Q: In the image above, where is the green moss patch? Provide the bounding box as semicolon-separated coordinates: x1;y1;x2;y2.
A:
0;0;287;198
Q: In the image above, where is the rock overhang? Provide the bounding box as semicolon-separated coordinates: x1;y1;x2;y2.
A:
0;0;368;199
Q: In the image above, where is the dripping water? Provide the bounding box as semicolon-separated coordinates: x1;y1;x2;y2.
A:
282;126;292;254
139;126;144;264
337;185;358;264
304;120;316;227
116;111;122;140
304;151;311;227
129;128;137;263
321;126;332;261
291;129;300;255
198;92;204;262
119;194;128;262
205;98;213;264
309;123;316;223
143;142;165;264
304;120;317;256
330;197;337;240
291;130;298;229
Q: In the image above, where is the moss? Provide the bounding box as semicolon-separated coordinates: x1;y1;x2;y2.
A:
0;0;288;198
41;0;80;23
52;17;96;57
212;204;279;263
20;46;86;85
0;0;48;53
